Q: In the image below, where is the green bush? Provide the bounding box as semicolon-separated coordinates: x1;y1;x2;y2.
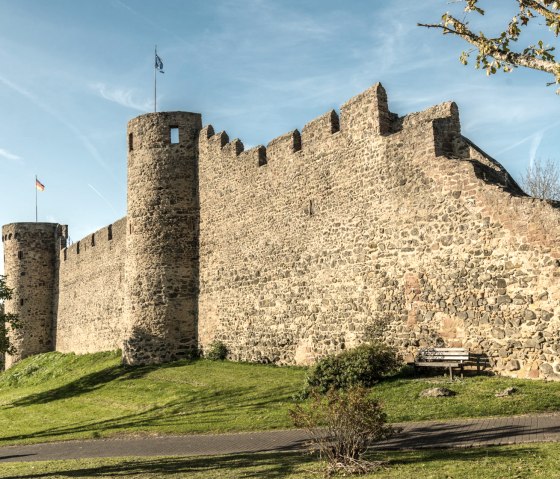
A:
305;342;401;393
205;341;228;361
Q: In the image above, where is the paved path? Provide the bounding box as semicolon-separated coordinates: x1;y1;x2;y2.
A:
2;413;560;463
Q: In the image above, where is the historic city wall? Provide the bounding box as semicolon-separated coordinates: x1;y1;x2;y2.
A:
54;217;127;354
197;83;560;379
3;82;560;379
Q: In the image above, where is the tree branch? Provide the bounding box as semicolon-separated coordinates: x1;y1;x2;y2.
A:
418;20;560;77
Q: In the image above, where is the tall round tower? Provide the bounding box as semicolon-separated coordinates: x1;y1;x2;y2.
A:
1;223;61;368
123;111;202;365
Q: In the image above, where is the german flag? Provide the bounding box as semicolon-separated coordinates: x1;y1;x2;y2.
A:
36;178;45;191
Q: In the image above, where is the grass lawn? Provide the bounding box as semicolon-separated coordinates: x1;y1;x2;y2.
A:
372;371;560;422
2;443;560;478
1;351;560;446
0;351;306;445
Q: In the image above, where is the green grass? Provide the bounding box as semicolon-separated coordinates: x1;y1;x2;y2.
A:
2;443;560;478
2;352;560;447
372;371;560;422
0;351;306;445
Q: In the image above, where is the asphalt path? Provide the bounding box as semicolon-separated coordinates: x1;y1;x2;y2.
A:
2;413;560;463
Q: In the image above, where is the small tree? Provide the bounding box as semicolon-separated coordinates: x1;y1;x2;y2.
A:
290;387;394;476
521;157;560;200
0;275;20;356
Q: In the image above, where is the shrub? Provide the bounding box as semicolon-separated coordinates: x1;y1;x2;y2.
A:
205;341;228;361
290;387;394;475
305;342;401;393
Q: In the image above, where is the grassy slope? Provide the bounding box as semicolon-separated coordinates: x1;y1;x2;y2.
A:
2;444;560;479
0;351;305;445
2;352;560;446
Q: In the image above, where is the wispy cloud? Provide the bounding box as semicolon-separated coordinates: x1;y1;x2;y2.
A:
0;148;22;163
528;131;544;167
90;82;151;112
0;74;110;174
88;183;118;215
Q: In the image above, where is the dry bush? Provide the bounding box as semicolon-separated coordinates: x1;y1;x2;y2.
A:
290;387;395;476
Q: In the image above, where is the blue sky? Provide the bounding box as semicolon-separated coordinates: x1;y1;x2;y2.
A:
1;0;559;273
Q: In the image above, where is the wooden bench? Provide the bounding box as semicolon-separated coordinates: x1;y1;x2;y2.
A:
414;348;483;379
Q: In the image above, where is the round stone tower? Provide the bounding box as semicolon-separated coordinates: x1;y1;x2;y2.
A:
123;111;202;365
1;223;61;368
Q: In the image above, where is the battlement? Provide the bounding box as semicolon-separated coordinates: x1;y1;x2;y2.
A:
59;217;126;264
197;82;463;181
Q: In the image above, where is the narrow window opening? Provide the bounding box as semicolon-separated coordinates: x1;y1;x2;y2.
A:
64;249;67;261
20;298;24;306
18;251;23;260
170;126;179;144
76;241;80;254
309;199;314;216
129;223;132;234
91;234;95;247
128;133;134;151
108;225;113;241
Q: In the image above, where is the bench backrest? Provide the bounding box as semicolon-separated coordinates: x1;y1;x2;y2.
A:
417;348;470;362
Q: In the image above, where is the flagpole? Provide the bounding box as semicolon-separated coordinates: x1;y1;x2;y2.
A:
154;45;157;113
35;175;38;223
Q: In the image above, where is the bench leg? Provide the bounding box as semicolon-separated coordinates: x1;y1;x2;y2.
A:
460;364;464;379
449;365;453;381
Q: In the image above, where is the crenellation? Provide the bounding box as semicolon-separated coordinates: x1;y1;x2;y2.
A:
301;109;340;150
5;82;560;380
223;138;244;157
267;129;302;160
213;131;230;149
199;125;215;144
340;82;392;139
239;145;267;167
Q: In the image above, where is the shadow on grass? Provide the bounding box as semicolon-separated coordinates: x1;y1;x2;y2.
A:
6;360;196;408
0;380;298;444
381;364;495;384
380;443;542;466
0;451;315;479
0;445;549;478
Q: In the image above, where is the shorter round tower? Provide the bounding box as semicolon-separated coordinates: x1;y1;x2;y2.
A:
123;111;202;365
1;223;61;368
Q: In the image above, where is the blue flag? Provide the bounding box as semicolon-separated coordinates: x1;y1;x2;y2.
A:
155;52;164;73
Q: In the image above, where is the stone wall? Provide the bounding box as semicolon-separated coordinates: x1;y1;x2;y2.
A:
3;82;560;379
197;83;560;379
54;218;127;354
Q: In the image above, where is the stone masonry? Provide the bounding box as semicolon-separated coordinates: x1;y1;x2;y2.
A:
2;82;560;378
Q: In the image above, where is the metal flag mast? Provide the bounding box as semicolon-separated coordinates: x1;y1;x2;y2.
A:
35;176;45;222
154;45;164;112
35;174;38;222
154;45;157;112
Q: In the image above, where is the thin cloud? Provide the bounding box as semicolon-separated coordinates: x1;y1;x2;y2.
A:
90;82;151;112
0;74;110;174
529;131;544;167
0;148;22;163
88;183;118;215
